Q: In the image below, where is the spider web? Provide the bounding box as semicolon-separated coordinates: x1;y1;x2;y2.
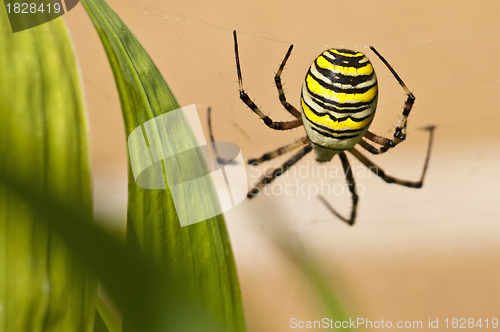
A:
104;0;500;232
76;0;500;327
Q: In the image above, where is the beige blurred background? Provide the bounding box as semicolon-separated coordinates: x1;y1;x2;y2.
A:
65;1;500;331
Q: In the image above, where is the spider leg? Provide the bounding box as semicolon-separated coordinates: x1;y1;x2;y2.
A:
207;106;238;165
274;44;302;118
208;106;309;166
318;152;359;226
247;143;313;198
357;138;383;155
349;125;435;187
362;46;418;154
233;31;303;131
248;136;310;165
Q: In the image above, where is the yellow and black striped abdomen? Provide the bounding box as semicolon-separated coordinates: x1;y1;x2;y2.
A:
301;49;378;159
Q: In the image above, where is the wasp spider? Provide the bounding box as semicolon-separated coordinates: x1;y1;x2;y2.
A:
212;31;435;225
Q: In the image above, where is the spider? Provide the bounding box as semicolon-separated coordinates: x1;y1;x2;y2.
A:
211;31;435;226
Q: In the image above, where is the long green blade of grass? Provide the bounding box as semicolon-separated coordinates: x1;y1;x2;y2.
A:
0;160;230;332
0;8;96;332
95;296;120;332
276;235;357;332
79;0;246;331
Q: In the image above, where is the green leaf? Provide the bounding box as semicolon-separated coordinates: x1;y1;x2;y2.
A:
95;296;120;332
0;159;229;332
79;0;246;331
275;234;357;332
0;7;96;332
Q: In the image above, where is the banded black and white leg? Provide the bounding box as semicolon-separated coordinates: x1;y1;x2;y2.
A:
274;43;302;119
207;105;309;167
349;124;435;188
360;46;417;155
247;144;313;198
208;103;311;199
233;30;303;130
318;152;359;225
360;125;435;156
248;136;310;165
